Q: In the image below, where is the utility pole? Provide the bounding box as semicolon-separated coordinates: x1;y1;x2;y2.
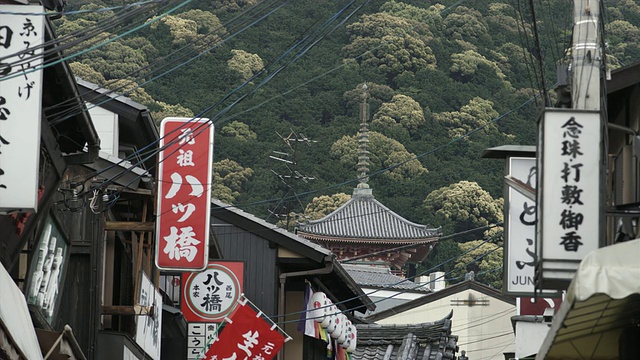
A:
571;0;602;110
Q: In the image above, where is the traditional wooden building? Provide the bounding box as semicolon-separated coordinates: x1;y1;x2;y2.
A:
296;85;440;271
354;313;459;360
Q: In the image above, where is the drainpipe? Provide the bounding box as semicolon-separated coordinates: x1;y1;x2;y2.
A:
277;256;335;360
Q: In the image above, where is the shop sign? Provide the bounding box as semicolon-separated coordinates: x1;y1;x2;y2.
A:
203;301;286;360
0;5;44;213
537;109;603;289
505;157;537;295
181;261;244;323
155;117;214;271
25;214;68;325
134;272;162;360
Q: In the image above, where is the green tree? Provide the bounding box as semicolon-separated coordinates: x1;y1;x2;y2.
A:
342;12;437;79
70;62;106;84
78;41;149;80
212;0;258;12
432;97;501;139
455;240;503;288
151;102;194;126
277;193;351;231
443;6;491;45
423;180;503;239
304;193;351;220
227;50;264;82
372;94;427;132
212;159;254;204
605;20;640;64
220;121;257;141
330;131;427;181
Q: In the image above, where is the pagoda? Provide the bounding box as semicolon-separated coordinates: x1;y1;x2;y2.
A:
296;84;441;270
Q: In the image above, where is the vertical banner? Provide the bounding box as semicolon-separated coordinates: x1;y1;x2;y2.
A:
505;157;537;295
135;272;163;360
0;5;44;213
156;118;214;271
203;301;286;360
537;109;603;289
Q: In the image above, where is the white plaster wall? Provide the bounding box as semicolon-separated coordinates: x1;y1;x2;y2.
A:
376;288;516;360
87;103;118;156
515;321;549;359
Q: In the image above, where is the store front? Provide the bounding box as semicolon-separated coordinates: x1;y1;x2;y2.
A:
536;239;640;360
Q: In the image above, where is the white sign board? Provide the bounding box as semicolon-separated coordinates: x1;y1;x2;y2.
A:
505;157;537;294
135;273;162;360
0;5;44;213
187;322;219;360
537;109;603;288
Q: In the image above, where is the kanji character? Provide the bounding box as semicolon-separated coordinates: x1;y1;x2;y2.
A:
561;117;583;139
172;202;196;222
177;149;195;167
163;226;201;262
237;331;259;357
165;172;204;199
179;128;196;145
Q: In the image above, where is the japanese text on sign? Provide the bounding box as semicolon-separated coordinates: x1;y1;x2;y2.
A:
0;5;44;213
156;118;214;271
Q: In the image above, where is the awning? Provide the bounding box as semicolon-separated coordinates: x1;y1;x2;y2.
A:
35;325;87;360
536;239;640;360
0;265;44;360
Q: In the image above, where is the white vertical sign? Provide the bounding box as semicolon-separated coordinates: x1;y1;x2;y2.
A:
505;157;537;294
0;5;44;213
538;109;602;288
135;273;163;360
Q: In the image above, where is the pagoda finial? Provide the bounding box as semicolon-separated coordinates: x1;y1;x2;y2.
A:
356;83;371;191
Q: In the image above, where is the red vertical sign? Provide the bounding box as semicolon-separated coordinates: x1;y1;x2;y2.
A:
204;303;286;360
155;118;214;271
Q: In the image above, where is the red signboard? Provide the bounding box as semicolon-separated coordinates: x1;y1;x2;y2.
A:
518;296;563;316
155;118;214;271
203;302;285;360
181;261;244;322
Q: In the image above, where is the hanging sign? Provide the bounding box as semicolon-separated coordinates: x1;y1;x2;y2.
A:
537;109;603;289
203;300;287;360
504;157;538;295
156;117;214;271
0;5;44;213
181;261;244;323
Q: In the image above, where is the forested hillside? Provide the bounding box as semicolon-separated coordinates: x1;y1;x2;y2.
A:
56;0;640;286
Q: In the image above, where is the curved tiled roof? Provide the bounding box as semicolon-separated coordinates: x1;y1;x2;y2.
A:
297;188;440;241
354;312;459;360
342;264;430;292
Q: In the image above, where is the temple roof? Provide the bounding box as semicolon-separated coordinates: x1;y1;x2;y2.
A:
342;264;430;293
297;188;441;242
354;312;459;360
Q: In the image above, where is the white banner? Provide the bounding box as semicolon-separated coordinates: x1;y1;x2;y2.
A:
538;109;602;288
0;5;44;213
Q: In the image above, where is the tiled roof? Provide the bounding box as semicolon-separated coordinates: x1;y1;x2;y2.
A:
297;189;440;241
343;265;430;293
354;314;459;360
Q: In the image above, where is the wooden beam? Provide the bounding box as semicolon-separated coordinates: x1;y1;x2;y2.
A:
104;221;154;232
101;305;155;316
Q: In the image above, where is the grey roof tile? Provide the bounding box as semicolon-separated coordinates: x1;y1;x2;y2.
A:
297;193;440;241
343;264;431;292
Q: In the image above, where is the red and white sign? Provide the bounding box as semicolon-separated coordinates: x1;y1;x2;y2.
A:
518;296;563;316
181;261;244;323
203;302;285;360
155;117;214;271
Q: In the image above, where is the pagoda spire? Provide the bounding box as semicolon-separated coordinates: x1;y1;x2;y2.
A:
355;83;372;197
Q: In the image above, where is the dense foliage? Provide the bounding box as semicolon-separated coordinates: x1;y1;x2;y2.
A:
56;0;640;287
